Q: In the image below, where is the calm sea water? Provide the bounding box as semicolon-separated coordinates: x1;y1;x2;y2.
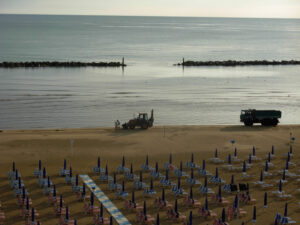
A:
0;15;300;129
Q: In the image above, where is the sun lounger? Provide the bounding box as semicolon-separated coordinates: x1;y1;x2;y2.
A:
174;161;188;177
59;159;70;177
143;179;156;197
93;157;105;174
136;201;155;224
198;207;217;220
150;162;164;179
183;187;201;208
100;165;113;182
34;160;42;177
141;155;153;171
93;204;109;224
166;200;186;223
186;153;200;169
186;169;201;186
115;181;128;198
171;178;187;196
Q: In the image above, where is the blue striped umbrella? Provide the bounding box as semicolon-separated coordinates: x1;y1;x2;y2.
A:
284;203;288;217
64;159;67;170
97;156;100;168
263;192;267;208
252;206;256;223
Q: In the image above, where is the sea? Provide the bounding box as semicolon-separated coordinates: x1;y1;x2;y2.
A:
0;14;300;129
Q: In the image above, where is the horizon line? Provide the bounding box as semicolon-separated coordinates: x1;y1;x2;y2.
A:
1;13;300;20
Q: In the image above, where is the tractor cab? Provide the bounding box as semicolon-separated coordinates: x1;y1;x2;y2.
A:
138;113;148;121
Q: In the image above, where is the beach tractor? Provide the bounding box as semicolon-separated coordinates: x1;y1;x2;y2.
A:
122;110;154;130
240;109;281;126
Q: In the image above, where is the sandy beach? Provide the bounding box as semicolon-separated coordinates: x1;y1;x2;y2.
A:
0;125;299;224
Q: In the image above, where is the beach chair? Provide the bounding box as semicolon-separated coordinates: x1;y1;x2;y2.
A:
198;196;217;220
34;160;42;177
238;191;256;205
174;161;188;177
154;189;172;210
263;152;275;168
125;191;143;212
100;165;113;182
208;149;224;164
143;179;156;197
163;153;176;170
133;171;149;189
183;187;201;208
213;208;230;225
8;161;18;179
93;204;109;224
43;177;54;195
186;169;200;186
186;153;200;169
72;175;83;193
115;181;128;198
108;173;121;191
166;199;186;223
274;203;297;224
10;169;22;188
38;168;49;187
117;156;129;174
159;169;175;187
54;195;66;216
59;159;70;177
197;160;212;176
13;177;25;196
17;190;31;207
93;157;105;174
141;155;153;171
84;193;100;215
227;195;247;221
171;178;187;196
124;163;138;181
49;185;60;205
65;167;76;184
59;206;75;225
199;176;215;195
211;185;229;206
135;201;155;224
150;162;164;179
271;180;291;200
25;208;40;225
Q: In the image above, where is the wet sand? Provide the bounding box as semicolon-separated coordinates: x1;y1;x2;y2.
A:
0;125;299;224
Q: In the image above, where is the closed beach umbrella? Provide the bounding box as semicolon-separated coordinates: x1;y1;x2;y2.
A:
74;219;77;225
241;222;245;225
43;168;46;178
100;203;103;217
140;171;143;182
143;201;147;216
282;170;286;181
174;199;178;213
31;207;35;222
265;161;269;172
249;154;252;164
215;148;218;158
47;176;50;187
274;215;278;225
53;185;56;197
231;175;234;185
76;174;79;186
13;161;15;171
191;169;194;179
39;160;41;171
150;179;153;190
130;163;133;174
234;195;238;208
18;178;21;189
222;208;226;222
202;160;206;170
146;155;149;166
169;154;172;164
83;183;86;196
162;188;165;202
69;167;72;177
204;176;207;187
252;206;256;223
272;146;274;155
22;186;25;199
66;206;69;220
105;165;108;176
284;203;288;217
205;196;208;210
60;195;63;208
264;192;267;208
279;180;282;192
155;162;158;173
132;190;135;203
189;187;193;199
122;181;125;192
289;145;292;154
218;185;222;199
97;156;100;168
90;192;94;206
177;178;181;189
180;161;183;172
191;153;194;163
285;159;289;170
113;173;116;184
26;197;29;210
64;159;67;170
110;216;113;225
228;154;231;164
156;213;159;225
243;161;246;173
260;170;263;182
215;167;219;178
189;211;193;225
253;146;256;156
287;152;290;162
234;148;237;157
268;152;271;162
166;169;169;180
122;156;125;167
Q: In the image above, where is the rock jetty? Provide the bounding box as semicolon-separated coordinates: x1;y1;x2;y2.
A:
0;61;126;68
176;60;300;67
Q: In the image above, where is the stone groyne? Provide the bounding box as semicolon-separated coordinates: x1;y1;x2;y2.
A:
0;61;126;68
176;60;300;67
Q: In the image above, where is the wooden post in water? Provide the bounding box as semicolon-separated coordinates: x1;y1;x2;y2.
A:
122;57;125;66
182;58;185;66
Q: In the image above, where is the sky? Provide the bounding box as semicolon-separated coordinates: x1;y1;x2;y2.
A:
1;0;300;18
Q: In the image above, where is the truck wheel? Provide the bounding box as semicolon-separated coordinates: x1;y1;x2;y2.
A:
272;119;278;126
130;125;135;130
142;123;148;129
244;120;253;126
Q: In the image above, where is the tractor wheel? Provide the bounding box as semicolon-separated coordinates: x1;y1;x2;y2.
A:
141;123;148;129
130;125;135;130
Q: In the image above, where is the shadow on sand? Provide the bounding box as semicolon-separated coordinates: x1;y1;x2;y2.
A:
108;128;148;137
220;125;275;132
